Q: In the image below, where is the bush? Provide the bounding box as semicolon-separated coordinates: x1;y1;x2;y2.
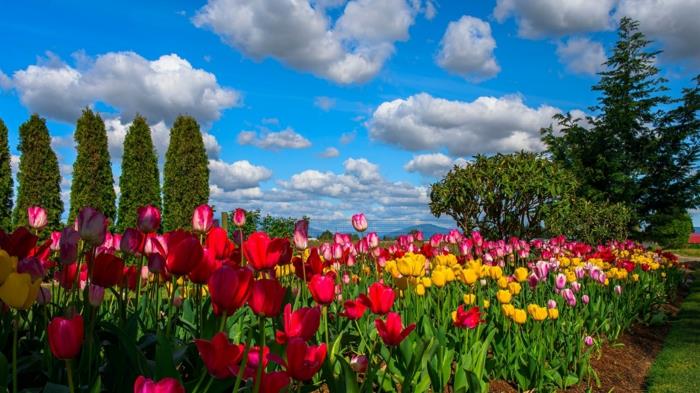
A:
259;215;297;239
645;210;693;249
544;199;631;244
430;152;577;239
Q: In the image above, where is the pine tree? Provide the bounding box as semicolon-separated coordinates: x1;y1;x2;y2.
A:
69;108;116;223
13;114;64;229
116;115;161;232
0;118;13;231
163;115;209;231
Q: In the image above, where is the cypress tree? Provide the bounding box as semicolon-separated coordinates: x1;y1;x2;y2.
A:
0;118;13;231
13;114;64;229
163;115;209;231
69;108;116;223
116;115;161;231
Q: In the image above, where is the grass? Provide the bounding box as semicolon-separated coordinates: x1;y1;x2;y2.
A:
646;267;700;393
667;248;700;258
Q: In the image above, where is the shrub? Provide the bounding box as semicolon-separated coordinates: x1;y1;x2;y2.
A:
645;210;693;249
544;199;631;244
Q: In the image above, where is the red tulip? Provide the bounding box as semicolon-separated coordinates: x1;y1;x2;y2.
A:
206;227;234;260
121;265;139;291
452;305;484;329
249;278;286;317
165;232;203;276
285;338;327;381
27;205;48;230
188;248;221;284
133;376;185;393
308;273;335;305
208;265;253;316
91;253;125;288
55;262;87;290
121;228;145;255
258;371;290;393
340;298;368;320
192;204;213;233
48;314;84;359
76;207;108;246
292;248;325;281
275;304;321;344
243;232;292;271
194;332;245;379
137;205;161;233
359;282;395;315
0;226;38;259
233;208;246;227
375;312;415;346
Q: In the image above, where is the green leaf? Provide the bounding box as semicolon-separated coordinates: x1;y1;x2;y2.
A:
42;383;70;393
336;355;360;393
155;335;181;381
0;352;7;389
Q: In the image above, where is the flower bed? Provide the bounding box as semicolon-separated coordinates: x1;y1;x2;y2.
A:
0;206;682;392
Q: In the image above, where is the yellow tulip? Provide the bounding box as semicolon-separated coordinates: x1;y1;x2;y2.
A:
0;272;41;310
421;277;432;288
632;274;639;282
512;309;527;324
489;266;503;280
0;250;18;285
483;299;490;309
463;294;476;305
460;268;478;285
514;267;528;282
497;289;512;304
431;270;447;288
415;284;426;296
548;308;559;320
508;282;522;295
528;304;547;321
501;304;515;317
396;253;426;277
497;276;509;289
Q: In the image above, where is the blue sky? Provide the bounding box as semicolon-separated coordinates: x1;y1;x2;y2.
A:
1;0;699;231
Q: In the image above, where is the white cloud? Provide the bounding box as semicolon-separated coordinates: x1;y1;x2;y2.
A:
436;16;500;81
320;147;340;158
237;127;312;150
314;96;336;111
404;153;467;178
494;0;615;38
368;93;563;156
192;0;417;84
615;0;700;64
340;131;357;144
0;70;11;90
10;155;19;176
6;51;240;123
208;159;272;191
344;157;381;183
556;37;607;75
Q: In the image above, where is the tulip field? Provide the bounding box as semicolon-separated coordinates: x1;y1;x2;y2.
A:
0;205;684;393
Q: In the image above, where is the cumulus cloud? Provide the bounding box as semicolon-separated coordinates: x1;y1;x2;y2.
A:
5;51;240;123
208;159;272;191
237;127;312;150
368;93;563;156
615;0;700;64
436;16;500;81
556;37;607;75
320;147;340;158
0;70;11;90
340;131;357;144
314;96;336;111
404;153;468;178
193;0;425;84
494;0;616;38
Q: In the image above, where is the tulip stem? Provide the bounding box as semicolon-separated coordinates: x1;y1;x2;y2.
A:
253;317;265;393
165;276;178;338
12;313;18;393
232;326;254;393
218;311;228;333
135;254;145;315
323;306;330;349
65;360;75;393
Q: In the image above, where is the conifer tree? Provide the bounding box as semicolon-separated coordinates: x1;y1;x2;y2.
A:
163;115;209;231
0;118;13;231
69;108;116;222
116;115;161;231
13;114;63;229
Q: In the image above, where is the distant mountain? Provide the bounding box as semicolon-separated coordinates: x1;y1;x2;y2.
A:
695;227;700;233
383;224;453;239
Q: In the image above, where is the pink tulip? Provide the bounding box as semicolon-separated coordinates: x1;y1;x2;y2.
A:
351;213;368;232
555;273;567;289
88;284;105;307
350;354;368;373
50;231;62;251
562;288;577;307
233;208;246;227
547;299;557;309
332;243;343;260
429;234;443;248
414;230;424;242
614;285;622;295
571;281;582;293
367;232;379;248
294;219;308;250
27;206;48;230
137;205;161;233
582;294;590;305
584;336;594;347
76;207;108;246
192;204;213;233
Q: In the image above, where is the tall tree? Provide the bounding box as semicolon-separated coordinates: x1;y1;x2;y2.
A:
69;108;116;223
0;118;13;231
542;17;699;236
116;115;161;231
13;114;63;229
163;115;209;231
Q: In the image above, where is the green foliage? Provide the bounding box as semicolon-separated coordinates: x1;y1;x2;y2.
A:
318;230;333;241
13;114;63;229
162;115;209;231
645;210;693;249
541;17;700;234
429;152;577;239
226;209;261;238
0;119;12;231
259;214;296;238
544;199;631;244
69;108;116;223
116;115;161;232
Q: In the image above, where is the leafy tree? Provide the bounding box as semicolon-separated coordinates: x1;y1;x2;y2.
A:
318;230;333;241
13;114;64;229
645;209;693;249
429;152;576;239
116;115;161;231
163;115;209;231
0;118;12;230
542;17;700;238
259;215;296;239
69;108;116;223
544;199;631;244
225;209;261;239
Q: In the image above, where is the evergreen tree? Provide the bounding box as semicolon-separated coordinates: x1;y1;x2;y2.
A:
542;17;699;236
69;108;116;223
13;114;63;229
116;115;161;231
163;115;209;231
0;118;13;231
